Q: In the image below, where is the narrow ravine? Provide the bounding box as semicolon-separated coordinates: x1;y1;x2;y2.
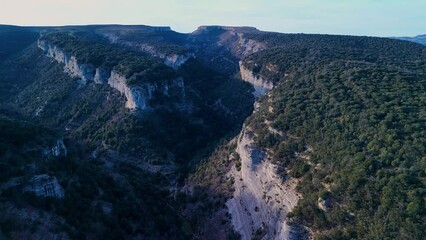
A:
224;62;309;239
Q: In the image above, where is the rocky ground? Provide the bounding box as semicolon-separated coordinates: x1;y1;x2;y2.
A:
226;126;306;240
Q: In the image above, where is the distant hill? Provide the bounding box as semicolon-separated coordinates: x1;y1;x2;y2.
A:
393;34;426;46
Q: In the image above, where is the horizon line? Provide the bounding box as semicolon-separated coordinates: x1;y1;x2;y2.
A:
0;23;422;38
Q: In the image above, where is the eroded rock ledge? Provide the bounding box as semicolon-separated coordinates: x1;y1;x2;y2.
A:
239;61;273;97
23;174;65;199
38;40;185;110
101;32;195;70
226;126;303;240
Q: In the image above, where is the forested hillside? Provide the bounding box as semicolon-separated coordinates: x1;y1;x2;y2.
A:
240;34;426;239
0;25;424;239
0;25;253;239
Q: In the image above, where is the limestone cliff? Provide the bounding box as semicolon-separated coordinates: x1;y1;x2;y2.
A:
94;67;110;84
51;139;67;157
41;138;67;158
226;126;303;240
38;40;96;84
235;33;266;57
108;71;185;110
164;53;195;69
228;59;309;239
128;42;195;70
38;40;185;110
239;61;273;97
193;26;267;58
101;32;194;69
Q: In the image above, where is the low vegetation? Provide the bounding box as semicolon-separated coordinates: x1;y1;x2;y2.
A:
41;33;177;82
243;34;426;239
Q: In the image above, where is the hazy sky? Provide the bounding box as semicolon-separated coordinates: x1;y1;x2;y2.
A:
0;0;425;37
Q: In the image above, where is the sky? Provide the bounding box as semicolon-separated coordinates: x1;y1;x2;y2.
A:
0;0;425;37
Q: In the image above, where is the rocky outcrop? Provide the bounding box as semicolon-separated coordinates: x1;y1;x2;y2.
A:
239;61;273;97
108;71;185;110
51;139;67;157
23;174;64;199
94;67;111;84
38;40;185;110
193;26;266;58
101;33;194;69
164;53;195;69
226;127;304;240
318;197;331;212
38;40;96;84
235;33;266;57
42;138;67;158
133;43;195;69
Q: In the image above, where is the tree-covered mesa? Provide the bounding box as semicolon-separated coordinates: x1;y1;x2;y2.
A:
96;26;190;55
241;33;426;239
40;33;177;83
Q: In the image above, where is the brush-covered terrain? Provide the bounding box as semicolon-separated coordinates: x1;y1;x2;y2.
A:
238;34;426;239
0;24;424;240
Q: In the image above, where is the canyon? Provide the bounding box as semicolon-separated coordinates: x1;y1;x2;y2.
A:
0;24;424;240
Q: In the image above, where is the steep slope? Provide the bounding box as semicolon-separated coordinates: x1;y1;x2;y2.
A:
188;26;267;74
1;25;425;240
236;34;426;239
0;26;253;162
0;114;72;240
0;25;254;239
187;32;425;240
95;25;193;69
38;33;183;110
0;25;38;63
0;115;184;239
226;126;305;239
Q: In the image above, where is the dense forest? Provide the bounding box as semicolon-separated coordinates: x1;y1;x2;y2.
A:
0;25;254;239
242;34;426;239
96;26;190;55
0;114;187;239
0;25;425;239
40;33;177;83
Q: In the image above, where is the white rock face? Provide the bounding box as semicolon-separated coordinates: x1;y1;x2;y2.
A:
164;53;195;69
51;139;67;157
23;174;64;199
39;40;185;110
197;26;266;59
239;61;273;97
108;71;185;110
38;40;96;84
236;33;266;57
101;33;194;69
94;67;111;84
42;139;67;158
226;127;301;240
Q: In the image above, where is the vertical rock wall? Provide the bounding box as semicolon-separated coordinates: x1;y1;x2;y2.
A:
226;127;301;240
38;40;185;110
